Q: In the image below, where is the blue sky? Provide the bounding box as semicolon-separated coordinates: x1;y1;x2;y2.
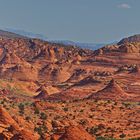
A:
0;0;139;43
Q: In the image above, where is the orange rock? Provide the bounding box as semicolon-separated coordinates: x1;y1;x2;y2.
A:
58;125;95;140
0;106;39;140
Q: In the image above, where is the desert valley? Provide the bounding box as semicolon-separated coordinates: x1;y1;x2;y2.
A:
0;31;139;140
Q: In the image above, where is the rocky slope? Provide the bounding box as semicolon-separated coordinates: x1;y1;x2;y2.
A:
94;34;140;54
0;36;91;83
88;79;136;101
0;31;139;139
58;125;95;140
118;34;140;44
0;106;39;140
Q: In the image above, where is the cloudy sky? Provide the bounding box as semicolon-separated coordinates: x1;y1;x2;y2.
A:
0;0;139;43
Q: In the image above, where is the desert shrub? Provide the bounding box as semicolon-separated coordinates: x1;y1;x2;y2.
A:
34;124;48;136
114;102;117;105
122;102;131;108
40;112;47;120
107;100;111;104
63;107;68;112
53;115;61;120
119;133;126;138
79;119;87;126
41;123;48;133
80;109;84;112
0;98;6;104
34;107;40;114
0;100;5;104
138;102;140;105
34;126;43;138
96;137;107;140
89;114;94;118
90;124;105;136
25;116;31;121
18;103;24;115
51;120;56;128
73;115;75;119
24;102;30;106
11;103;15;108
89;126;99;135
18;103;24;110
31;102;36;107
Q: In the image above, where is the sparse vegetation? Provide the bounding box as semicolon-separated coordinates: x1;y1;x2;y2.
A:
0;34;139;139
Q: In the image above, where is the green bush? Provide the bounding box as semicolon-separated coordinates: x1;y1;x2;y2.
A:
40;112;47;120
34;107;40;114
119;133;126;138
18;103;24;115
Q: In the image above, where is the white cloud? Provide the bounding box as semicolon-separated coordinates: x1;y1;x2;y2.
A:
118;3;131;9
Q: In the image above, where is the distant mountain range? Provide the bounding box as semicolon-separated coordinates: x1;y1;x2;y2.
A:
0;29;27;39
1;28;108;50
49;40;106;50
4;28;48;41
